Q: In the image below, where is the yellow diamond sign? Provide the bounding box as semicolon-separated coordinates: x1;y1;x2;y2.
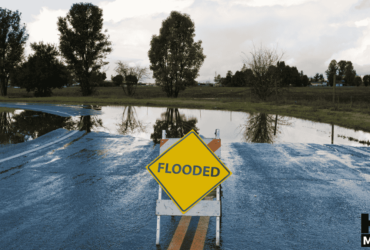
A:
146;130;232;214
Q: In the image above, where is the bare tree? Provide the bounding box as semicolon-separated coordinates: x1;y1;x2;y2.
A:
117;106;147;135
242;43;284;101
114;61;151;96
239;113;291;143
114;61;150;82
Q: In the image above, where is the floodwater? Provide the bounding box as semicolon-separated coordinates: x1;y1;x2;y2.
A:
1;105;370;146
0;103;369;249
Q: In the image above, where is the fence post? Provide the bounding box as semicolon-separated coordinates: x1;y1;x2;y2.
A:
337;95;339;109
332;74;336;103
156;130;166;245
215;129;220;246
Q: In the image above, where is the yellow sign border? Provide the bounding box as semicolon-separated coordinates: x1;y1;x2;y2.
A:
146;130;231;213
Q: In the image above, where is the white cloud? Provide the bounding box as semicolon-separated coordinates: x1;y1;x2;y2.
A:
207;0;318;7
330;19;370;66
234;0;317;7
99;0;195;23
355;18;370;27
27;7;67;48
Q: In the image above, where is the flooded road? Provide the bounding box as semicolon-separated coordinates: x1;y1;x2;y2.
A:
0;103;370;249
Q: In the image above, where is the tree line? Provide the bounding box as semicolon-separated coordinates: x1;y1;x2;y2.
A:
215;61;310;88
0;4;368;99
0;5;205;98
1;4;112;97
325;60;369;87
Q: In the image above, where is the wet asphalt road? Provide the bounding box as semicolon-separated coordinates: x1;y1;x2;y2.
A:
0;103;370;249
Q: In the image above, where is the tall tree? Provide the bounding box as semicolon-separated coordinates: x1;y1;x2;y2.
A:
148;11;205;97
57;3;112;96
224;70;233;86
11;42;72;96
0;8;28;96
289;66;301;87
276;61;289;87
243;68;255;87
313;73;320;82
325;60;338;87
354;75;362;87
301;75;309;87
363;75;370;87
344;61;356;86
319;74;324;81
337;60;347;80
89;71;106;87
214;73;222;85
231;70;246;87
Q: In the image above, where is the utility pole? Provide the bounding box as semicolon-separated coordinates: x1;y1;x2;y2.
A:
332;74;336;103
274;114;278;136
331;124;334;144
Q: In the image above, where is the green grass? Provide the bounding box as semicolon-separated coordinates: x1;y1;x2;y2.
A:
2;86;370;133
0;107;16;113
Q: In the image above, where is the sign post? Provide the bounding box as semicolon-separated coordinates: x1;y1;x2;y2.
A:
147;129;231;246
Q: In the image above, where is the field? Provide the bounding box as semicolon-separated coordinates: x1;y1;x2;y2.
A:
1;86;370;132
0;107;16;113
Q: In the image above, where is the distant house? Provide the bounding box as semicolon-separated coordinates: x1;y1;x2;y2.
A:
311;82;326;87
335;80;345;87
198;83;212;87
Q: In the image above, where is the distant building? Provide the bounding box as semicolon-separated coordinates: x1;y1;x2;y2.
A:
198;83;213;87
311;82;327;87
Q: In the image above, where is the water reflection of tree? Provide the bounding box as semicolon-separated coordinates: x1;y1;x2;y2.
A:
0;112;24;145
0;111;104;146
71;116;103;133
117;106;146;135
151;108;199;145
0;111;74;145
241;113;290;143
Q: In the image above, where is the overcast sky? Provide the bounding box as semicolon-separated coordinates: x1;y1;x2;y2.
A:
2;0;370;82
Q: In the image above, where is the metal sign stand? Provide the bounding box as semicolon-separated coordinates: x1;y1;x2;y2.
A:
156;129;221;246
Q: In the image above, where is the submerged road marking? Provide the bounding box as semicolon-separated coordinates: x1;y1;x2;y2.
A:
167;216;192;250
167;196;213;250
0;130;79;164
190;196;213;250
190;216;210;250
